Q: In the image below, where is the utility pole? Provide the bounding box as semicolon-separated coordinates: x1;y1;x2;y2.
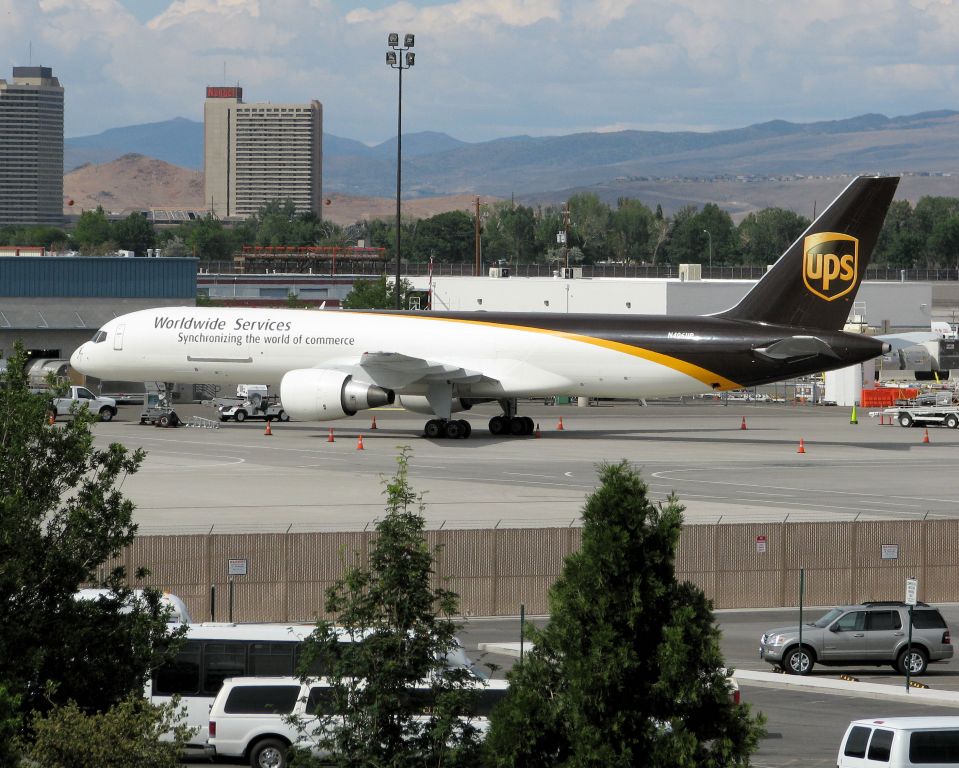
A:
563;203;571;269
474;196;482;277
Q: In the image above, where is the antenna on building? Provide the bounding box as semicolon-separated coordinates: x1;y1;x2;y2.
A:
223;60;226;85
28;41;32;66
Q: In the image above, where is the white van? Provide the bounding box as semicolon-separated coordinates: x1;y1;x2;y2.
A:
838;717;959;767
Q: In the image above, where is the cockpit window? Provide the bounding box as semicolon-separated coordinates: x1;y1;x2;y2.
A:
92;330;107;343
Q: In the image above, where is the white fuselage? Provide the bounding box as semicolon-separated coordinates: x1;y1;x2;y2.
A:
71;307;717;400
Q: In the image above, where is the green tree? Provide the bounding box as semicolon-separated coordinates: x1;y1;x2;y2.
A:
113;212;157;255
73;206;112;250
292;449;485;768
341;274;415;309
184;214;237;260
409;210;475;263
483;202;537;265
486;461;764;767
0;683;20;765
0;342;178;716
568;192;610;262
25;695;191;768
736;208;810;266
608;198;655;263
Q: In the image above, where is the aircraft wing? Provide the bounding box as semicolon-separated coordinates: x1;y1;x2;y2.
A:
336;351;494;391
753;336;840;360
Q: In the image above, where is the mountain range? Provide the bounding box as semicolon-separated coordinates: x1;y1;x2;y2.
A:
63;112;959;221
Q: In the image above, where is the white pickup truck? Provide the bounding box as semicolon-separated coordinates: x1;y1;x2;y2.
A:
50;385;118;422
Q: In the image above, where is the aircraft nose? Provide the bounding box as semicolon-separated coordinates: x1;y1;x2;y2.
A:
70;344;87;372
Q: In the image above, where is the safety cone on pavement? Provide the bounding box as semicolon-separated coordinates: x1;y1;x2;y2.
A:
797;438;806;454
535;423;541;438
357;435;365;450
740;416;747;430
264;420;272;436
370;415;378;430
327;428;335;443
850;404;858;425
557;416;565;431
923;428;930;444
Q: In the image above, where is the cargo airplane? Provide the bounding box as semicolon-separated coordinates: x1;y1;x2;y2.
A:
71;176;898;439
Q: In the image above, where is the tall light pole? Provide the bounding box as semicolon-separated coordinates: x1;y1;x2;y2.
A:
387;33;415;309
702;228;712;275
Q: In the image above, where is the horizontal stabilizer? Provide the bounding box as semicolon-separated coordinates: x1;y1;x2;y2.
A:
877;332;938;353
753;336;839;360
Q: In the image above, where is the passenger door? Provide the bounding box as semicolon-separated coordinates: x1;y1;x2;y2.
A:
865;610;905;661
821;610;867;661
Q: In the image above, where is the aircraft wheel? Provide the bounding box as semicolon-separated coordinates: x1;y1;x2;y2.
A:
510;416;527;436
425;419;445;439
489;415;507;435
445;420;463;439
460;420;472;438
523;416;535;435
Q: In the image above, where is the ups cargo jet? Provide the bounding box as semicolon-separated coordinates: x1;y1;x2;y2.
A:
71;176;898;439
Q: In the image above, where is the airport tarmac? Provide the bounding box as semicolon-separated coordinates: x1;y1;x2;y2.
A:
90;399;959;534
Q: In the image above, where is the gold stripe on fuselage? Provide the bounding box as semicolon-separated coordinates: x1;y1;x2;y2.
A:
357;312;743;391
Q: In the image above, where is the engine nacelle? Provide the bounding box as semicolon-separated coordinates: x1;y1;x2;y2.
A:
396;395;476;415
281;369;394;421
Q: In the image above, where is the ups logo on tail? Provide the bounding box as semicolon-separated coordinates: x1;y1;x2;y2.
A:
803;232;859;301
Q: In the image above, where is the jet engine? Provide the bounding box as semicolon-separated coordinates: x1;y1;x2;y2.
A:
396;396;490;415
280;369;394;421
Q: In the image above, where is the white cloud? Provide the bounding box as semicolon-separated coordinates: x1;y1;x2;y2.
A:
1;0;957;143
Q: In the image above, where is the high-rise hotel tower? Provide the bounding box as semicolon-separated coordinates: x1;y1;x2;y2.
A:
0;66;64;226
204;86;322;219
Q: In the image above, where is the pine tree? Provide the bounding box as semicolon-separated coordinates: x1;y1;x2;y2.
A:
486;461;764;767
0;342;178;719
292;448;484;767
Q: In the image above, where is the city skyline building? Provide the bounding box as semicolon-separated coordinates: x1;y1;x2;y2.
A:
0;66;64;226
204;86;322;220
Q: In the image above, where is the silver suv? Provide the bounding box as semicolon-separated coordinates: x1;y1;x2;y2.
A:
759;602;953;675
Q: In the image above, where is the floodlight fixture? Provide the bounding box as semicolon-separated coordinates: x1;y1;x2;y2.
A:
386;51;397;65
388;33;399;46
406;52;415;66
404;33;415;47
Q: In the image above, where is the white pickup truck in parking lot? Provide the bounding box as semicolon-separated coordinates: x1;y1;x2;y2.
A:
49;385;118;422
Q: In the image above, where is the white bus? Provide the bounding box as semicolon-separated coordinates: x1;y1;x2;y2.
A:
148;622;477;755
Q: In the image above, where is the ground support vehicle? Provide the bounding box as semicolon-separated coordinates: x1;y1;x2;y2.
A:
49;386;117;422
759;601;953;675
139;390;180;427
218;396;289;423
880;406;959;428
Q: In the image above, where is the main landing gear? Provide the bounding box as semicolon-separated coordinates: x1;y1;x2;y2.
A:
489;398;534;437
424;418;472;439
420;395;533;440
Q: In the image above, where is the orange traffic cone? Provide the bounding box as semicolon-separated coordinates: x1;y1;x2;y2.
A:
740;416;747;430
797;438;806;454
264;420;272;436
557;416;565;431
357;435;365;450
327;428;335;443
923;428;930;444
535;423;541;438
370;415;378;430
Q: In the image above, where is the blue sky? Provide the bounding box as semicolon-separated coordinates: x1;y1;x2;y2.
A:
4;0;957;144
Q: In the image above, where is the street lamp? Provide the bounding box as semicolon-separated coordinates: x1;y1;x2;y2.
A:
702;228;712;275
387;33;415;309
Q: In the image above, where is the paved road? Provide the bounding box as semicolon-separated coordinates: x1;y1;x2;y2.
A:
96;400;959;534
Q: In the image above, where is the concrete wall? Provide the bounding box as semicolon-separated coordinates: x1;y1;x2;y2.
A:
104;519;958;622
